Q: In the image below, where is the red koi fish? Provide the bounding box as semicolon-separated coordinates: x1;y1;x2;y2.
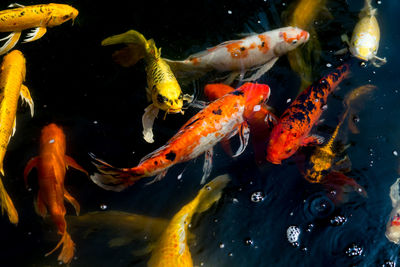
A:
24;124;88;264
165;27;309;84
204;83;277;164
266;64;350;164
90;83;271;191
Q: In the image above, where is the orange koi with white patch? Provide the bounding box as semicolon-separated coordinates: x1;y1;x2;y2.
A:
266;64;350;164
204;83;277;164
90;83;271;191
165;27;309;83
24;123;88;264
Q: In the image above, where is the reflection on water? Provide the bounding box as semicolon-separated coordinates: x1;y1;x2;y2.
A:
0;0;399;266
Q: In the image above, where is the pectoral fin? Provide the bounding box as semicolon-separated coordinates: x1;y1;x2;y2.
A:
111;44;145;67
0;178;18;225
0;31;21;55
242;57;279;82
23;156;39;187
142;104;159;143
64;190;80;216
11;118;16;137
65;155;88;175
34;193;47;217
200;148;213;184
109;236;133;247
301;135;325;146
20;85;34;117
23;27;47;43
232;122;250;157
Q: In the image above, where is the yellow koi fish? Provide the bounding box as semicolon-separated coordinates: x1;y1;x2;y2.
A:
0;49;34;224
282;0;331;92
68;175;230;266
102;30;190;144
341;0;386;67
0;3;78;55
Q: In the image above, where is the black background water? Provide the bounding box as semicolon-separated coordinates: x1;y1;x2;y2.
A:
0;0;399;266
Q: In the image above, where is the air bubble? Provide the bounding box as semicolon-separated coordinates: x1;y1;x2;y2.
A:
393;151;398;157
49;139;55;144
100;204;107;210
330;215;347;226
228;252;233;256
345;243;363;257
250;191;265;202
93;121;98;124
287;225;300;244
286;98;291;103
227;10;232;14
219;242;225;248
244;237;254;246
326;63;332;67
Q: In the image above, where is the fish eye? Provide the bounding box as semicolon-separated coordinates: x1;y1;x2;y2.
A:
157;94;168;103
285;148;292;153
291;40;298;45
62;15;70;20
178;93;183;100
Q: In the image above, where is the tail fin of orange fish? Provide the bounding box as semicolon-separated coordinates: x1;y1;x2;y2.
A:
89;153;144;192
0;177;18;225
322;171;367;204
45;231;75;264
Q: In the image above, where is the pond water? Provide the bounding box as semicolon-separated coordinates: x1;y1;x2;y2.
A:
1;0;400;266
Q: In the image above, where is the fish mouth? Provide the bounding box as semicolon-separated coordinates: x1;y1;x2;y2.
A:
266;154;282;165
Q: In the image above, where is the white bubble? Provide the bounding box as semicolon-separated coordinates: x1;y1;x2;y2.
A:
377;0;382;4
93;120;98;124
286;98;291;103
219;242;225;248
100;204;107;210
228;10;232;14
49;139;55;144
393;151;398;156
326;63;332;67
253;105;261;112
287;226;301;244
232;198;239;203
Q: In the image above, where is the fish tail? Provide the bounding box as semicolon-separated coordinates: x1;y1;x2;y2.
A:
0;178;18;225
193;174;230;214
45;231;75;264
89;153;145;192
101;30;150;67
147;38;161;59
361;0;376;17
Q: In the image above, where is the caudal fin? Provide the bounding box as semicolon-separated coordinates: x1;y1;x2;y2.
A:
0;178;18;225
101;30;149;67
164;58;211;84
194;174;230;214
45;231;75;264
89;153;143;192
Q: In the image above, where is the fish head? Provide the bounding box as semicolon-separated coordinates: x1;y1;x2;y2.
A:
276;27;310;54
239;82;271;108
152;81;184;114
266;124;300;164
350;32;378;61
40;123;66;153
48;4;79;26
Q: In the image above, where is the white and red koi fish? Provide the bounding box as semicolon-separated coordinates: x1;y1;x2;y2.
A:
165;27;309;84
386;178;400;244
90;83;271;191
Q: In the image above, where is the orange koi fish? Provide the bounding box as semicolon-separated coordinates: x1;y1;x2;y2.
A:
266;64;350;164
0;3;78;55
24;123;88;264
0;49;34;224
90;83;271;191
204;83;277;164
165;27;309;84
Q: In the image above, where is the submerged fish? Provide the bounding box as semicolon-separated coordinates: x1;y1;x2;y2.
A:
204;83;277;164
164;27;309;84
282;0;330;92
24;124;88;264
90;83;271;191
102;30;191;143
0;50;34;224
0;3;78;55
341;0;386;67
386;178;400;244
266;64;350;164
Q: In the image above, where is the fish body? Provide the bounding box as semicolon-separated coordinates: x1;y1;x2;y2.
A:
386;178;400;244
266;64;350;164
0;50;34;174
165;27;309;83
0;3;78;55
24;123;88;264
348;0;386;66
90;83;271;191
101;30;185;143
148;175;230;267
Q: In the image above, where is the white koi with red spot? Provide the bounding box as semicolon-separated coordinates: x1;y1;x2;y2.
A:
165;26;309;84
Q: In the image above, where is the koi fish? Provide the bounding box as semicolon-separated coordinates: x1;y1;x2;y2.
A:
148;174;229;266
24;123;88;264
204;83;277;164
282;0;331;92
101;30;191;143
340;0;386;67
164;27;309;84
386;178;400;244
266;63;350;164
68;175;229;267
0;3;78;55
90;83;271;191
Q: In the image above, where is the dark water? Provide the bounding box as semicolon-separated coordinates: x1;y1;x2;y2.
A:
1;0;400;266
